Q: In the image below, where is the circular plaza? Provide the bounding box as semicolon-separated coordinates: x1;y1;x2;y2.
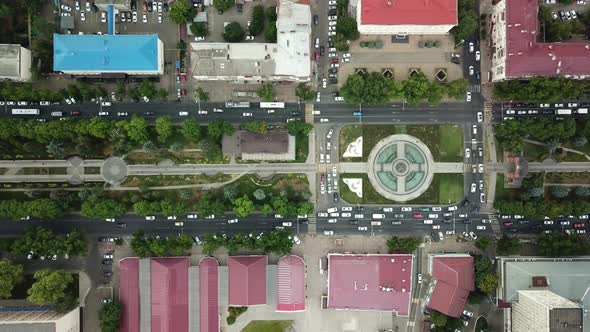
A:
366;134;434;202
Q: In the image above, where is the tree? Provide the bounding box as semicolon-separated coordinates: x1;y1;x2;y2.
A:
475;236;492;251
264;24;277;43
81;198;127;219
256;83;275;102
31;17;55;40
190;22;208;37
133;200;161;216
250;5;265;36
478;273;498;294
271;196;290;216
195;87;209;102
223;184;239;200
232;195;255;217
496;235;522;255
197;193;226;216
155;116;174;144
575;186;590;198
253;189;266;200
87;117;113;139
139;79;157;98
295;83;316;101
494;77;587;102
213;0;234;12
125;116;150;143
0;259;23;299
223;22;245;42
27;198;64;219
160;199;187;216
287;120;313;136
430;310;448;327
537;233;590;256
334;34;350;52
402;70;432;105
0;3;13;17
546;138;561;154
180;119;201;143
340;72;400;105
169;0;196;24
427;81;445;105
208;120;235;140
242;120;268;134
46;140;64;158
573;136;588;147
336;16;360;40
386;236;420;253
297;201;314;216
143;140;158;152
551;186;571;198
99;302;122;332
27;269;74;306
446;79;469;100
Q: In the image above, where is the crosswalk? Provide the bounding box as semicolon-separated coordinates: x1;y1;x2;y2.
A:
470;84;481;93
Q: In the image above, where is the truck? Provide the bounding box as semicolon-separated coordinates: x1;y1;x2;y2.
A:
11;109;40;115
556;109;572;115
225;101;251;108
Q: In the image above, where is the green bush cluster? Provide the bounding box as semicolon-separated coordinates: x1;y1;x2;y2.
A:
201;228;295;255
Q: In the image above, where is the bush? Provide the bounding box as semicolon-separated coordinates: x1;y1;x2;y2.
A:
226;315;236;325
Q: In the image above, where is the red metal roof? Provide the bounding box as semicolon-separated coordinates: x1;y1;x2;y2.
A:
151;257;190;332
228;256;267;306
504;0;590;78
276;255;306;312
199;257;219;332
119;258;140;332
427;256;474;318
328;254;413;314
360;0;457;26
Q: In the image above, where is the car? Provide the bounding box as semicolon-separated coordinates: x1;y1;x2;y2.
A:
322;78;327;89
98;111;109;117
242;112;252;117
479;180;484;191
117;112;128;117
81;11;86;21
480;193;485;203
465;148;471;158
432;225;440;229
158;1;162;12
166;215;177;220
571;9;578;19
577;0;586;3
197;110;207;115
158;12;162;23
101;11;107;22
142;13;147;22
578;229;587;234
468;66;474;76
580;215;589;219
468;42;474;53
274;214;284;219
329;15;337;20
152;1;157;11
324;230;335;235
145;215;156;221
317;212;328;217
102;259;113;265
86;1;90;11
413;213;423;219
313;14;319;24
561;220;570;226
476;225;486;231
194;36;205;41
477;112;483;123
227;219;238;224
475;51;481;61
132;11;137;22
478;164;484;173
575;223;585;228
179;111;189;116
423;219;433;224
401;207;412;212
469;231;478;240
335;96;344;101
471;183;477;193
282;222;292;227
292;235;301;244
61;4;72;11
514;214;524;219
212;108;224;113
104;253;114;259
463;310;474;318
358;226;368;231
544;220;554;225
466;92;472;102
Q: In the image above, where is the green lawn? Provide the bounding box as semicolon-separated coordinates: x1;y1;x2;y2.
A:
338;124;463;162
241;320;293;332
493;173;520;205
339;125;363;162
523;142;548;161
339;173;464;205
546;172;590;184
295;135;309;163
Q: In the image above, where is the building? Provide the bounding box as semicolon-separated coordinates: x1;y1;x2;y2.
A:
0;307;80;332
356;0;457;36
119;255;305;332
189;0;311;82
497;257;590;332
53;34;164;77
95;0;131;11
511;290;583;332
426;254;474;318
327;254;413;315
489;0;590;81
0;44;32;82
222;130;296;161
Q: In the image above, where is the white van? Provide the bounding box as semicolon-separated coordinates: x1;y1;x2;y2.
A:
327;207;338;213
576;108;588;114
372;214;385;219
423;219;433;224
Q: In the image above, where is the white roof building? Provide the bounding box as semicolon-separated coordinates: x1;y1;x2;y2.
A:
189;0;311;82
0;44;32;82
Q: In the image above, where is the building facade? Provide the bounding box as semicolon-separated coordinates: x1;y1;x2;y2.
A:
511;290;583;332
0;44;32;82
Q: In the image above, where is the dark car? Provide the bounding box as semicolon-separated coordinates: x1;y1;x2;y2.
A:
236;3;243;13
299;219;309;224
475;71;481;80
509;228;519;233
443;218;452;223
329;9;337;15
518;220;530;224
313;14;319;25
102;259;113;265
291;111;301;116
333;193;339;203
329;79;338;84
144;111;155;116
147;1;153;12
329;68;338;74
462;199;470;207
117;222;127;228
131;0;136;10
349;220;359;225
451;57;460;64
328;41;334;48
332;91;339;97
462;219;472;224
319;46;325;56
355;206;364;212
103;271;113;277
163;2;168;11
431;232;440;242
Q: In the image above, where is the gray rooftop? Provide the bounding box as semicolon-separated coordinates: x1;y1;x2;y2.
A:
0;45;21;77
499;257;590;332
0;323;55;332
550;308;584;332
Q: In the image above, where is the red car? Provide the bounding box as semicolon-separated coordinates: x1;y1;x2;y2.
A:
503;221;513;227
181;74;187;83
413;214;423;219
330;58;339;64
70;111;81;115
181;88;187;96
315;50;320;61
575;223;585;228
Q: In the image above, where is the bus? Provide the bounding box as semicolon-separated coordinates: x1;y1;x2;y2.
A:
556;109;572;115
11;109;40;115
225;101;250;108
259;102;285;109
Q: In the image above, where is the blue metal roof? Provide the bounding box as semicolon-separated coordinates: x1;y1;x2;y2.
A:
53;34;159;72
108;5;114;35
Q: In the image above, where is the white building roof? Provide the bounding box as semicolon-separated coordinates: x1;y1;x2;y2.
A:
275;0;311;78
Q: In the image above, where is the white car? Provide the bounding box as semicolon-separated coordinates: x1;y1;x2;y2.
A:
469;231;478;240
326;154;331;163
328;52;337;58
274;214;284;219
101;12;107;22
101;101;111;107
579;215;589;219
195;36;205;41
475;51;481;61
213;108;224;113
320;118;329;122
158;1;162;12
335;96;344;101
480;193;485;203
471;183;476;193
227;219;238;224
61;4;72;11
326;142;331;150
174;221;184;227
198;110;208;115
423;219;433;224
317;212;328;217
358;226;368;231
158;12;162;23
105;218;115;222
463;310;474;318
468;42;474;53
341;213;351;218
469;66;474;75
75;1;80;10
330;63;339;68
242;112;253;117
167;215;177;220
544;220;554;225
98;111;109;116
329;21;337;26
81;11;86;21
117;112;128;117
324;230;334;235
478;164;484;173
319;153;325;163
326;128;334;139
432;225;441;229
329;15;337;20
86;2;90;11
401;207;412;212
132;11;137;22
477;112;483;122
322;78;327;89
466;92;472;102
187;214;198;219
282;222;292;226
179;111;189;116
383;207;393;212
205;214;215;219
142;13;147;23
316;91;321;102
465;148;471;158
145;216;156;221
476;225;486;230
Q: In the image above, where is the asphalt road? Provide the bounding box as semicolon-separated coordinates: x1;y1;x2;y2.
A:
2;102;306;124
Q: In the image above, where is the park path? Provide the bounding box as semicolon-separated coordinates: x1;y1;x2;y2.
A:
523;138;590;161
